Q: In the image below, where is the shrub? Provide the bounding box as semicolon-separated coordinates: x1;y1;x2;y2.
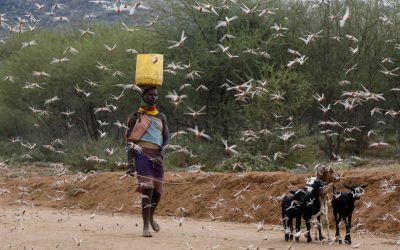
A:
64;138;126;172
216;152;275;172
163;135;223;171
282;133;325;168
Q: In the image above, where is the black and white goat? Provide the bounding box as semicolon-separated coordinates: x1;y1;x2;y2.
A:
331;184;368;244
282;189;304;242
301;179;327;242
282;179;326;242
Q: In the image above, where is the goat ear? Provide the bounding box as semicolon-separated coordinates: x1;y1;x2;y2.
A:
315;165;322;176
360;184;368;189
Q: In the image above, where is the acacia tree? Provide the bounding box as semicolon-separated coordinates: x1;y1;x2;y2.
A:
0;24;159;141
149;0;400;163
0;0;399;167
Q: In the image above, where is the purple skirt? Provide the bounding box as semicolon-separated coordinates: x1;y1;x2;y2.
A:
135;148;164;194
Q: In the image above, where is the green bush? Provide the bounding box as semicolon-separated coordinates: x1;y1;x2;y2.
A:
1;1;400;172
282;132;325;168
64;138;126;172
0;139;25;160
216;152;275;172
164;135;223;171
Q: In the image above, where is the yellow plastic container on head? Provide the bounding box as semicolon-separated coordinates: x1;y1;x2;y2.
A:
135;54;164;87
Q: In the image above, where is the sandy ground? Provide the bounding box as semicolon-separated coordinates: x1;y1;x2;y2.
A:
1;166;400;249
0;205;398;250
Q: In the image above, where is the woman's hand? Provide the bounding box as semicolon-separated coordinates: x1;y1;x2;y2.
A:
151;156;163;167
126;168;136;176
161;146;167;158
127;148;136;176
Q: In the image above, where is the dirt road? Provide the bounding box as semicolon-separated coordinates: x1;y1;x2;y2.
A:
1;167;400;249
0;206;398;250
1;169;400;235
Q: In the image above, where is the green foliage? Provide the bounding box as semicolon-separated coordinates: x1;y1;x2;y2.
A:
0;24;157;139
0;140;24;160
329;156;370;170
164;135;224;171
64;138;126;172
217;152;275;172
1;0;400;172
283;136;323;168
243;70;313;129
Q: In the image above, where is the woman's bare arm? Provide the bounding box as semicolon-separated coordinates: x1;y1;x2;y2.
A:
126;113;138;173
160;113;170;157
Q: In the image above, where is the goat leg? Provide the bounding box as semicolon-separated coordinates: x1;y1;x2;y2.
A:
283;216;290;242
317;215;325;241
334;212;342;243
288;216;294;241
344;215;352;245
295;215;301;242
305;218;312;243
316;198;325;240
314;216;319;240
324;200;332;241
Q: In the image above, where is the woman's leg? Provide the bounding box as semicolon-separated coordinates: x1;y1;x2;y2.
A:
142;188;153;237
150;190;161;232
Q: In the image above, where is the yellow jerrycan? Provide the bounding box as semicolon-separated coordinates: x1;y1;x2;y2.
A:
135;54;164;87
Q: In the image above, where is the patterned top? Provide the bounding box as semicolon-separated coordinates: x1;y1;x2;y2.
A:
126;113;163;148
140;115;163;147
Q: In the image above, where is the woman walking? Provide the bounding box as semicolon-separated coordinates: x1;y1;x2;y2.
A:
125;86;169;237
